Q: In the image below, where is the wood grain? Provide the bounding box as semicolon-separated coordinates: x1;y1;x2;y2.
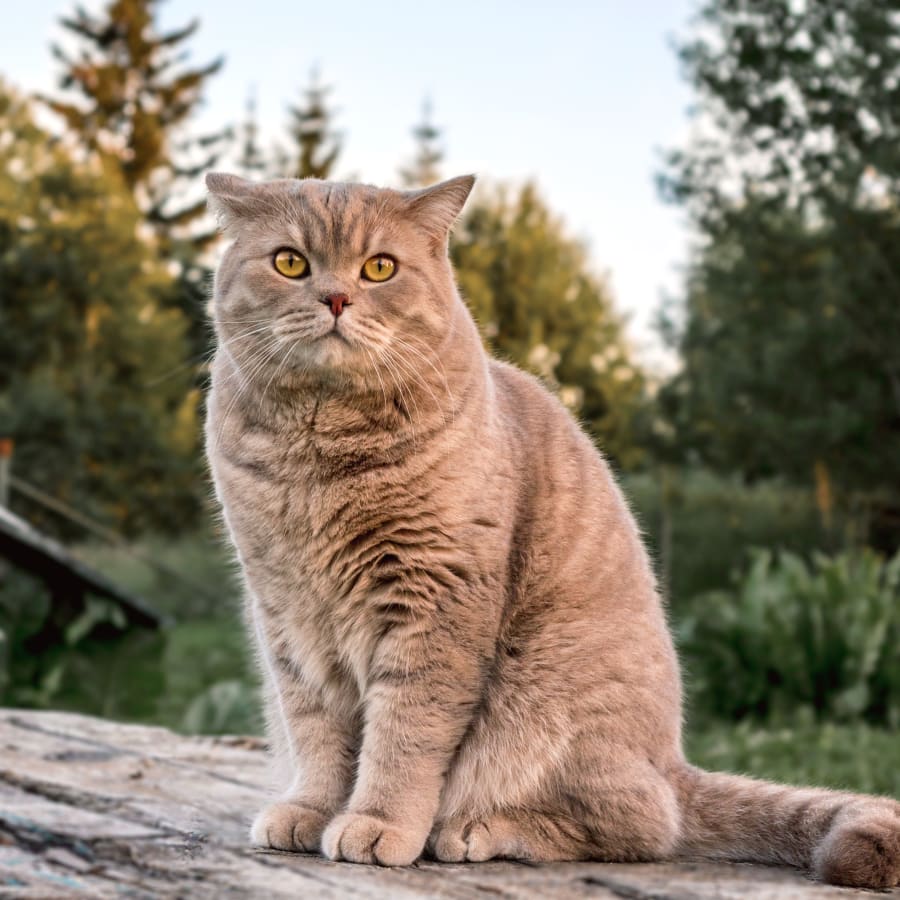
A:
0;709;892;898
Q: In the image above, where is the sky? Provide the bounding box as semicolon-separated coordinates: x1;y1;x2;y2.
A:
1;0;699;371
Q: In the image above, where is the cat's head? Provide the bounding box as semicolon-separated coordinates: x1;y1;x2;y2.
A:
206;173;475;391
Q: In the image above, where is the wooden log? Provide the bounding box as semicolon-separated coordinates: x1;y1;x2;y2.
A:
0;709;892;899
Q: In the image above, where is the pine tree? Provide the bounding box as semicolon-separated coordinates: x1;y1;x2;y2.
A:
400;98;443;187
237;88;266;178
46;0;231;361
287;67;340;179
45;0;228;243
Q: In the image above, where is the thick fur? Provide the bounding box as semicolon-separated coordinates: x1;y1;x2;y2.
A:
204;172;900;887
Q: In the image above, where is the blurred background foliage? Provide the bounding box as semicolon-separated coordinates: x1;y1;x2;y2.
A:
0;0;898;797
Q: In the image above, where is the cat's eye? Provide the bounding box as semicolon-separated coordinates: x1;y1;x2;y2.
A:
273;248;309;279
361;255;396;283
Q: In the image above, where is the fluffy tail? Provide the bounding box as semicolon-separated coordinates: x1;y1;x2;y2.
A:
674;765;900;888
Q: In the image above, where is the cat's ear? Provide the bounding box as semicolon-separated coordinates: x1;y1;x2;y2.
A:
205;172;262;231
404;175;476;242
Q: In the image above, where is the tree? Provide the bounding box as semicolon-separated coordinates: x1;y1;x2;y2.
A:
46;0;229;359
400;98;443;187
451;184;647;469
0;84;201;535
46;0;227;241
286;67;340;180
237;88;266;178
660;0;900;525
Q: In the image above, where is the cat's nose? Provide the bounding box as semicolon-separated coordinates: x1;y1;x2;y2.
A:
320;292;350;317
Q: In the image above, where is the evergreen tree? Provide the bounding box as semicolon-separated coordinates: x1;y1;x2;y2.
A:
238;88;266;178
287;67;340;179
660;0;900;540
46;0;230;361
0;84;201;536
46;0;227;241
400;98;443;187
452;184;647;469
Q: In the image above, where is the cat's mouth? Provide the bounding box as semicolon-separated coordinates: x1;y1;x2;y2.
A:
322;326;351;345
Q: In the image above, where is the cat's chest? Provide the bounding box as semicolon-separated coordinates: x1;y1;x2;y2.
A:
213;421;425;597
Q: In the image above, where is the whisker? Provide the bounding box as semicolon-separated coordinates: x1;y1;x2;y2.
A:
210;337;285;455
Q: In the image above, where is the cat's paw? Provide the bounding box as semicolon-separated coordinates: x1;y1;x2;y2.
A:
250;801;328;852
322;812;425;866
429;818;504;862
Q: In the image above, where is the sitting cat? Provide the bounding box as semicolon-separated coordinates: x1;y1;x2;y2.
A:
204;171;899;887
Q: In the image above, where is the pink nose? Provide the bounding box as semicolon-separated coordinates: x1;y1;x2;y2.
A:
321;292;349;317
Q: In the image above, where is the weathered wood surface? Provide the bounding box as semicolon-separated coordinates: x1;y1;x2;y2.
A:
0;710;895;899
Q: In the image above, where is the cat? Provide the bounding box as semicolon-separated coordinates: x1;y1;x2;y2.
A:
204;171;900;888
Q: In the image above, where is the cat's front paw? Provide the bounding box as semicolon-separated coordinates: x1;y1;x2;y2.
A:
322;812;425;866
251;801;328;852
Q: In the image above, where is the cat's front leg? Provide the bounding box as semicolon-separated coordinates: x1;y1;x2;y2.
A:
321;617;484;866
251;655;358;853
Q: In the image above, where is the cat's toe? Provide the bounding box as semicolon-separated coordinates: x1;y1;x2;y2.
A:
430;819;501;863
429;820;467;862
251;802;327;852
322;812;424;866
464;822;498;862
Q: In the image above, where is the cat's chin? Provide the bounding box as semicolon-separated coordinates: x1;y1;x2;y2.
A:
278;334;375;388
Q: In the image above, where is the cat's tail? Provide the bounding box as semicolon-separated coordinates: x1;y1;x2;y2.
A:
673;764;900;888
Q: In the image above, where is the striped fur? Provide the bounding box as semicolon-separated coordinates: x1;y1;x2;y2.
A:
204;172;900;887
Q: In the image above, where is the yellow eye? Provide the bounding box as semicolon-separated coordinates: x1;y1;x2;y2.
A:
362;255;396;282
273;248;309;279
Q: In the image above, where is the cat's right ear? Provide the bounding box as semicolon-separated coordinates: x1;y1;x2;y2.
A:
206;172;259;231
404;174;476;245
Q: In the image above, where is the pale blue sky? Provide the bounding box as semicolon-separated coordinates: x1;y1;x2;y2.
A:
2;0;699;369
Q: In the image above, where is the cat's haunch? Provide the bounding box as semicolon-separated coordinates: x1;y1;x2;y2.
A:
205;172;900;887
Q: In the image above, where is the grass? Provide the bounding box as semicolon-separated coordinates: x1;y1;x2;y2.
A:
686;718;900;797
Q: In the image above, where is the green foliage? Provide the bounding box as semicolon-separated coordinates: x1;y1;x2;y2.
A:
680;548;900;726
664;0;900;215
660;0;900;509
75;530;240;621
659;198;900;498
46;0;229;360
0;531;256;734
0;565;165;719
686;718;900;797
0;84;202;535
46;0;226;230
624;469;845;608
159;619;259;734
452;184;647;469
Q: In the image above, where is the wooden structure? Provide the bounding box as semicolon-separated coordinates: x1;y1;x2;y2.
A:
0;709;891;899
0;506;164;634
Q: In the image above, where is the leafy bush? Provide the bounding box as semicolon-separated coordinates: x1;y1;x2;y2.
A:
681;548;900;726
0;567;165;718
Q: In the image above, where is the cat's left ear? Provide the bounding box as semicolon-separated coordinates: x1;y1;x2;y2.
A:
404;175;476;242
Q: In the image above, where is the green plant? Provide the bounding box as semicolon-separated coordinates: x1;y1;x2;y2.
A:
681;548;900;726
